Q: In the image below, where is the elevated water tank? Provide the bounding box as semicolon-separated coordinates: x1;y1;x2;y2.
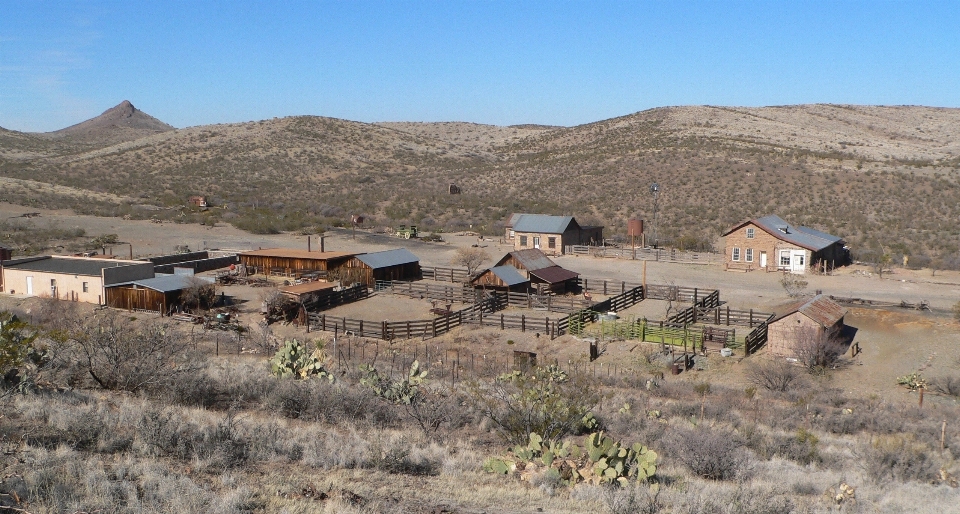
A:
627;219;644;237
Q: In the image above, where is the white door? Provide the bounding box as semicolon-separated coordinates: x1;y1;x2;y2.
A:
533;237;541;249
760;251;767;268
26;276;33;295
790;250;806;274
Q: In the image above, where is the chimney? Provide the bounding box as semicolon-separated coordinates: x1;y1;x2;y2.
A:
308;236;311;252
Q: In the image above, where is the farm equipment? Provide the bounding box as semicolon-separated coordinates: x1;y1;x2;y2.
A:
395;225;418;239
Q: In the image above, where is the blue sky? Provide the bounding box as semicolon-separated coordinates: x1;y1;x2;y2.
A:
2;1;959;132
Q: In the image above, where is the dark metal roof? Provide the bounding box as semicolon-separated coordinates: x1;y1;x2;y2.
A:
511;214;579;234
773;294;847;327
355;248;419;269
504;213;524;228
529;265;580;284
484;266;529;287
1;256;146;277
723;215;843;252
498;249;557;271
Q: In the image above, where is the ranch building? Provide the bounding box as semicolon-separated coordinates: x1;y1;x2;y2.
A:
238;249;355;278
471;265;531;292
767;295;847;359
0;256;154;304
342;248;422;287
494;249;580;293
105;274;215;314
722;215;848;274
502;214;603;256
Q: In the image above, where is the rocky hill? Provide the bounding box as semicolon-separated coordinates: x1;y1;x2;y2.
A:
42;100;175;146
2;103;960;265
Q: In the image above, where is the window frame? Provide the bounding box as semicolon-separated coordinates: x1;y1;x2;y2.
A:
519;235;528;246
548;237;556;249
780;251;791;267
745;248;753;262
732;247;741;261
746;227;755;239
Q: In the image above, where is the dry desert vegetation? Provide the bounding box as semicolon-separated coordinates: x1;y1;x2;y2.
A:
3;103;960;513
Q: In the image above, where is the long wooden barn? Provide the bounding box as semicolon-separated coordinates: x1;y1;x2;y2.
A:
104;275;215;313
342;248;421;287
238;249;355;277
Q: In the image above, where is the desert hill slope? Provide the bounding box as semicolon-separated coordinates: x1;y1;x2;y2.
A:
43;100;175;146
2;103;960;263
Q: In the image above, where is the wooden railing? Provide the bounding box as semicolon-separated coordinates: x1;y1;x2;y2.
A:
420;266;471;283
565;245;722;264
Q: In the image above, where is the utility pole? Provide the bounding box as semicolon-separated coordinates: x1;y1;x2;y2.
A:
650;183;661;248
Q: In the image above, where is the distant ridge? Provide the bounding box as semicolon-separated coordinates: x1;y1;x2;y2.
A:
45;100;175;144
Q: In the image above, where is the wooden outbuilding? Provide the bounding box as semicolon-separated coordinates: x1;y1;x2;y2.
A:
503;214;603;256
722;215;849;274
1;256;154;304
471;265;530;292
238;249;355;277
494;249;580;293
342;248;421;287
105;275;214;313
767;295;847;359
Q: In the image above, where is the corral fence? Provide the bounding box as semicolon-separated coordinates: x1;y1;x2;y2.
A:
420;266;471;283
301;284;370;312
565;245;722;264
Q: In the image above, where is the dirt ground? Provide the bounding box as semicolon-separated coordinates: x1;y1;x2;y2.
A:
3;202;960;408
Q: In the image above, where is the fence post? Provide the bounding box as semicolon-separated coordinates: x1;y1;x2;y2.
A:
501;314;504;330
621;281;625;294
604;281;608;295
359;320;364;338
750;309;754;326
382;321;388;340
521;314;526;332
726;306;730;326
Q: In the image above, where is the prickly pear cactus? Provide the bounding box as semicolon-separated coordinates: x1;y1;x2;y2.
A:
269;339;333;381
484;430;657;487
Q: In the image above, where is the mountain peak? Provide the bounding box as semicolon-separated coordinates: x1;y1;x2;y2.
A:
49;100;175;142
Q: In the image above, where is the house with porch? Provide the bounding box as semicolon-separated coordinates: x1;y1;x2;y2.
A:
721;215;848;274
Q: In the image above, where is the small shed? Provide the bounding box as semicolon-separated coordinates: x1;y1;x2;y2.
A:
188;196;208;209
767;295;847;359
238;249;355;277
105;275;214;313
471;265;530;292
344;248;422;287
494;249;580;293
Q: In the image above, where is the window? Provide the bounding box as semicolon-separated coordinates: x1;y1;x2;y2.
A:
519;235;528;246
780;251;791;267
732;247;741;261
509;230;515;239
746;228;755;239
745;248;753;262
50;279;57;287
82;282;89;293
548;237;556;249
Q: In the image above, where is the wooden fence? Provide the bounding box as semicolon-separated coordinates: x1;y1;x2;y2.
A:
420;266;471;283
376;280;478;304
565;245;722;264
744;321;769;355
462;310;564;339
302;284;369;312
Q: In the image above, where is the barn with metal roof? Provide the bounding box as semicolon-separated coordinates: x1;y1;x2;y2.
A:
502;213;603;256
343;248;422;287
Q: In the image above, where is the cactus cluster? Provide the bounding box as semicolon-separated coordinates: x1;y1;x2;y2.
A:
360;360;427;405
484;431;657;487
269;339;333;381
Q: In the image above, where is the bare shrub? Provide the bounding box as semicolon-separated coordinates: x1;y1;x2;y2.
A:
791;327;846;372
779;273;808;297
746;359;802;392
861;434;940;483
57;312;202;392
928;375;960;398
451;246;489;277
665;427;752;481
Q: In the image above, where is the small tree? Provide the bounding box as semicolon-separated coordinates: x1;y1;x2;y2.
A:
875;253;893;279
452;247;489;278
180;277;217;313
746;359;801;392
